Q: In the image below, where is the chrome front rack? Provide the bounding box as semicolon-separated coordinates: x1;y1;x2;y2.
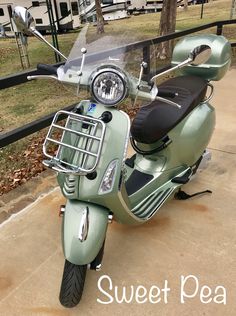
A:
43;110;106;175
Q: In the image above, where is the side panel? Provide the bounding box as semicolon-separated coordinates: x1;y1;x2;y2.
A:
135;102;215;169
62;200;109;265
118;102;215;216
166;102;215;168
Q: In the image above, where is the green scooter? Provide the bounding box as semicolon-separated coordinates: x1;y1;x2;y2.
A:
13;6;231;308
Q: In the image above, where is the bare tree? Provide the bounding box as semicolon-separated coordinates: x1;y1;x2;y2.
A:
95;0;105;34
158;0;177;59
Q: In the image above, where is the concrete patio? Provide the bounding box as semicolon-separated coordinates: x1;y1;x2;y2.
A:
0;68;235;316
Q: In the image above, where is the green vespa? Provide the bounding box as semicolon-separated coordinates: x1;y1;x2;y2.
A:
13;6;231;308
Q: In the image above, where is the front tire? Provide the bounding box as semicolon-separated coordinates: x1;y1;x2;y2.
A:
59;259;87;308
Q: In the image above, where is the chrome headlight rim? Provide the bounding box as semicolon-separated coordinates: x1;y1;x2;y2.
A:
90;67;128;107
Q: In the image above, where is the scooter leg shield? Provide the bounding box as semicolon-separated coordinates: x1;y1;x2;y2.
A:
62;200;109;265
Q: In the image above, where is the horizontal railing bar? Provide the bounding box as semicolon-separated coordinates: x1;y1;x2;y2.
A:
0;103;76;148
0;61;64;90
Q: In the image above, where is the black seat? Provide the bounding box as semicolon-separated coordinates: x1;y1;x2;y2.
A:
131;75;208;144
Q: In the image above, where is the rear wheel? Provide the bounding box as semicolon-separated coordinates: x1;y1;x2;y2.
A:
59;259;87;308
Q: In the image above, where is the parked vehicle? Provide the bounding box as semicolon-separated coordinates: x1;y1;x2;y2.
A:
79;0;128;23
13;6;231;308
0;0;80;34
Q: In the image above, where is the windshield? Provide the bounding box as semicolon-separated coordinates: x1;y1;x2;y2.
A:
64;22;157;78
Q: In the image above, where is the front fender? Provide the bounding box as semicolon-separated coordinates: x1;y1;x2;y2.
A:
62;200;109;265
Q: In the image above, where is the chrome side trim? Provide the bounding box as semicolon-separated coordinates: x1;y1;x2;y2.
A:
78;207;89;242
62;175;76;196
119;110;131;164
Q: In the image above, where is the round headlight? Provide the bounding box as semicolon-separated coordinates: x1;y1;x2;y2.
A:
91;70;127;106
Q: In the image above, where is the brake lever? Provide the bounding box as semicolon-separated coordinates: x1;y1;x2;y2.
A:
150;84;181;109
155;96;182;109
27;75;58;81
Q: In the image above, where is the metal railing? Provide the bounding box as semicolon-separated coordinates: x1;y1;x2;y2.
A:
0;19;236;148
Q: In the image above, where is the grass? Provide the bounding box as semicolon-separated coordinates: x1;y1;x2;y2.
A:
0;0;236;194
0;81;80;132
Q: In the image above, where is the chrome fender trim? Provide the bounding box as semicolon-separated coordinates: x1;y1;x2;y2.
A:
62;200;109;265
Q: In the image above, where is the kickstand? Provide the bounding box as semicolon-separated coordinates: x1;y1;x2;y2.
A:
175;189;212;200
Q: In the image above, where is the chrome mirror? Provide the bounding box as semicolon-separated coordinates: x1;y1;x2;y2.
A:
12;6;35;35
189;45;211;66
12;6;67;60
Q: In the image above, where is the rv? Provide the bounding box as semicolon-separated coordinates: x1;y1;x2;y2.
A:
79;0;128;23
0;0;80;34
127;0;193;14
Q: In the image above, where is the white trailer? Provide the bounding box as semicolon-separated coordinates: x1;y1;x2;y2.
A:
127;0;193;13
0;0;81;34
79;0;128;23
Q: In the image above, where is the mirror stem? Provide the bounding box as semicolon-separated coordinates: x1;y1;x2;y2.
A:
30;27;67;61
151;57;192;82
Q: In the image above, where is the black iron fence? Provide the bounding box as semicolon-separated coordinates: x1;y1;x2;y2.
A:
0;19;236;148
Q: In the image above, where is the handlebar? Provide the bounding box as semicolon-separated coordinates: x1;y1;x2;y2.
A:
37;63;58;76
157;88;177;99
27;63;59;81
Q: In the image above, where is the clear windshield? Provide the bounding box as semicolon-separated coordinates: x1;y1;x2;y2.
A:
64;22;157;79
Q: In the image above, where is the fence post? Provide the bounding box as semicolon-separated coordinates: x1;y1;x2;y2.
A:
46;0;61;62
143;45;151;75
216;24;223;35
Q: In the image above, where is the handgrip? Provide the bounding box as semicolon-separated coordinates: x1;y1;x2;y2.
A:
37;63;58;76
157;88;177;98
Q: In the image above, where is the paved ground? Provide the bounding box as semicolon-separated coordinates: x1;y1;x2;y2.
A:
0;68;236;316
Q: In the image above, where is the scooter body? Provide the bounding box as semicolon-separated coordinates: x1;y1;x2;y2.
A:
12;6;231;307
57;97;215;265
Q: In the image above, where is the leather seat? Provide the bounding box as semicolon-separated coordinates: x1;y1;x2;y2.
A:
131;75;208;144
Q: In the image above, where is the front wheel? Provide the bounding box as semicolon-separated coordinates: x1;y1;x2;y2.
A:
59;259;87;308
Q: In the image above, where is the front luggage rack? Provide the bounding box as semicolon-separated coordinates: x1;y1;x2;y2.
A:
43;110;106;175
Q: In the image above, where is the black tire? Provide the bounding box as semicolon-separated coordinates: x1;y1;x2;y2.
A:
59;259;87;308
